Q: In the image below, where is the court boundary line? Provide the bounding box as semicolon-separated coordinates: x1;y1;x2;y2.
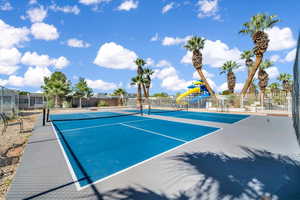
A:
119;123;187;143
151;112;249;123
51;119;223;191
61;118;154;133
51;122;82;191
78;126;222;191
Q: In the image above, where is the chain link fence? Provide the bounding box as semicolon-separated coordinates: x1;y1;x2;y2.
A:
0;86;19;118
126;93;292;115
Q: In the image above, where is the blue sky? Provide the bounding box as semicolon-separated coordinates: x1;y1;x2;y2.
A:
0;0;298;94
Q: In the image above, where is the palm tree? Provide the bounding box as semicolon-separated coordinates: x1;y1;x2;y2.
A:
42;72;71;108
269;82;280;97
113;88;127;106
135;58;146;76
277;73;292;95
241;50;256;94
134;58;147;107
258;59;273;106
239;13;279;96
220;61;241;94
184;36;216;98
143;68;154;96
142;68;154;112
131;75;144;112
74;77;93;108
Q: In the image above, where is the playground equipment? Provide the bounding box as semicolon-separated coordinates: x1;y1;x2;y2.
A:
176;80;210;104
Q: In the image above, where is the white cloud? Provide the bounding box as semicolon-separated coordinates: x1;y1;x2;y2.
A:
29;0;37;5
0;65;19;75
265;66;279;79
26;6;47;23
21;51;52;67
52;56;70;69
156;60;172;68
150;33;159;42
266;26;296;51
162;35;191;46
94;42;138;70
162;2;174;14
193;69;214;79
0;79;8;86
146;57;154;66
0;48;21;75
153;60;192;91
218;82;243;92
79;0;111;5
67;38;90;48
7;66;51;87
21;51;69;69
197;0;220;20
31;23;59;40
86;79;117;91
181;39;242;68
284;48;296;62
49;4;80;15
270;54;280;62
0;19;30;48
117;0;138;11
0;1;13;11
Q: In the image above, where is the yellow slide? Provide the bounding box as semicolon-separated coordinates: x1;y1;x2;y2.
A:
176;87;200;104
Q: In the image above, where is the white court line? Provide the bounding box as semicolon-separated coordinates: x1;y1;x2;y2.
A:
78;126;223;191
61;118;154;133
156;112;247;122
52;119;222;191
51;123;82;191
119;123;187;143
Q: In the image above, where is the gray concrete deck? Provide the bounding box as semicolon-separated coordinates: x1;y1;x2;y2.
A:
6;113;300;200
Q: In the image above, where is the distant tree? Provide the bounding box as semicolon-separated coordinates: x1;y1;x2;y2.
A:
220;61;241;94
152;92;169;97
277;73;293;95
258;60;273;103
74;77;93;108
268;82;280;97
41;72;71;108
18;91;29;95
112;88;127;106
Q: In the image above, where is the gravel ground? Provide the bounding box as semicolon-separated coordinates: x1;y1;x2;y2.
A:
0;111;40;200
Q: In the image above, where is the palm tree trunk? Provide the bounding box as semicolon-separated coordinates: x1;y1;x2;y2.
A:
146;87;151;113
79;97;82;108
195;69;216;98
137;84;143;113
55;95;58;108
241;55;263;96
120;94;124;106
141;83;149;110
260;91;264;110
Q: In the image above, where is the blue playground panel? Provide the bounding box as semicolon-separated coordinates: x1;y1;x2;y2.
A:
52;113;218;187
127;109;249;124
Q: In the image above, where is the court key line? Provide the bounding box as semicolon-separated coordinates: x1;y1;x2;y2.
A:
119;123;187;143
60;118;154;133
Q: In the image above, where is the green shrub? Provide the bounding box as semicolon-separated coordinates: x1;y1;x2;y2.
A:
46;98;55;108
62;101;71;108
97;100;109;107
221;90;232;95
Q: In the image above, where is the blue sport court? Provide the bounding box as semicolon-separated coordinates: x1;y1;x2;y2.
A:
51;112;219;188
127;109;250;124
